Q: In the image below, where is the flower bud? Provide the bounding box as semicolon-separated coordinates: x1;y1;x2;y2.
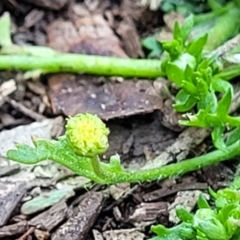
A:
66;113;110;157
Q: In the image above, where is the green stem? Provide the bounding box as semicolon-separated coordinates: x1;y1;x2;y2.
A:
204;8;240;51
91;156;110;181
0;12;12;46
214;65;240;80
99;140;240;184
0;54;163;78
8;138;240;185
193;2;234;24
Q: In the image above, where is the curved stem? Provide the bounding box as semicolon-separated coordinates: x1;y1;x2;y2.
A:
99;140;240;184
91;156;109;181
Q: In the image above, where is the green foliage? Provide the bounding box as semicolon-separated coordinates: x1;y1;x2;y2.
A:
141;36;163;58
150;187;240;240
6;0;240;185
159;13;240;151
160;0;210;15
4;4;240;240
160;0;229;16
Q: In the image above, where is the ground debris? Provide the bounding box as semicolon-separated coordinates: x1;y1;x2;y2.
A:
1;1;238;239
109;183;131;200
48;75;163;120
168;190;209;224
129;201;169;228
52;192;104;240
0;163;20;177
0;221;29;239
0;181;27;226
34;228;50;240
117;16;143;58
21;0;69;10
0;116;64;157
142;177;208;202
201;163;234;189
5;97;46;121
0;79;16;107
29;201;68;231
21;187;75;215
93;229;104;240
103;228;145;240
143;127;211;170
47;12;127;57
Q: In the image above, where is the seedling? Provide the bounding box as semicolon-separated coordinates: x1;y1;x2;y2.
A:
6;3;240;185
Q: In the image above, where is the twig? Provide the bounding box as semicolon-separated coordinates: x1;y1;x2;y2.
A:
5;97;46;121
17;226;35;240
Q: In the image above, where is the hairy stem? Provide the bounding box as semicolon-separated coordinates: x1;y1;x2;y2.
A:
204;8;240;51
0;55;163;78
100;140;240;184
7;138;240;185
91;156;110;181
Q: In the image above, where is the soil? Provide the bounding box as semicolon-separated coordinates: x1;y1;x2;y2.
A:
0;1;236;240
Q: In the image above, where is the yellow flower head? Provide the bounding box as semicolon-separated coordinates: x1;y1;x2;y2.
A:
66;113;110;157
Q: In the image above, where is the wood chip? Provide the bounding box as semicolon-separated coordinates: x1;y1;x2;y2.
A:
168;190;209;224
109;183;131;200
142;127;211;170
34;229;50;240
29;201;68;231
0;181;27;226
142;180;208;202
21;187;75;215
21;0;68;10
5;97;46;121
0;116;64;157
23;9;45;29
0;221;29;239
117;17;143;58
27;82;46;96
48;75;163;120
52;192;104;240
93;229;104;240
0;79;17;106
0;163;20;177
17;226;35;240
129;202;169;228
103;229;145;240
47;14;127;57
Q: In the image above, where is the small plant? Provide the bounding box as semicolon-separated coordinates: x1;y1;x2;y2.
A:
160;14;240;151
6;112;240;185
6;2;240;185
150;177;240;240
